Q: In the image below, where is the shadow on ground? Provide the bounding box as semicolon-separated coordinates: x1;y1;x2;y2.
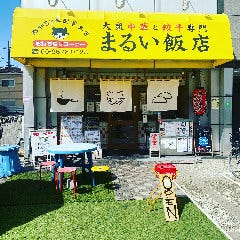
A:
0;176;64;235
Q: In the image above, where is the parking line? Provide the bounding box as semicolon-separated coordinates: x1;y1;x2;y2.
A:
221;173;240;187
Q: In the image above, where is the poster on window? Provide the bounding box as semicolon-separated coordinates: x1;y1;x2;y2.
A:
100;79;132;112
164;122;177;136
161;138;176;149
50;78;84;112
211;97;219;110
60;115;84;144
177;137;188;152
84;130;100;143
147;79;179;111
177;121;189;136
150;133;160;151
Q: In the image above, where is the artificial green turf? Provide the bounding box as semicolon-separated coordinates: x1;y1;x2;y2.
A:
0;171;227;240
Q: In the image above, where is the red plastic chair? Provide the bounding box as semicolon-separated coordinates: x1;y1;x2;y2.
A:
56;167;77;199
39;161;57;182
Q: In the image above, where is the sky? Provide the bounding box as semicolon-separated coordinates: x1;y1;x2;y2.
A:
0;0;21;68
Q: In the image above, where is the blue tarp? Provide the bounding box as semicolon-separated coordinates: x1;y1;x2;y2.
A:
0;145;22;178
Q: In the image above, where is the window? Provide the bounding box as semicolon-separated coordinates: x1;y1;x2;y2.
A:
1;100;15;106
217;0;224;14
1;79;15;87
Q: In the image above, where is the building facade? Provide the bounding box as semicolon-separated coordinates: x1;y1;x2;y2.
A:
0;68;23;115
11;0;235;160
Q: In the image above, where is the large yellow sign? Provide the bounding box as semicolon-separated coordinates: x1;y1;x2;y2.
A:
11;8;233;64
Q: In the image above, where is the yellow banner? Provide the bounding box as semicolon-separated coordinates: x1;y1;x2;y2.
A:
11;8;233;62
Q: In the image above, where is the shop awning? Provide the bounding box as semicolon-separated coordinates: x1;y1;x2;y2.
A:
11;8;234;68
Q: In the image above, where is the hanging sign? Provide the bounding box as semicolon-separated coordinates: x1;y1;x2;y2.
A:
147;79;179;111
50;78;84;112
192;88;207;115
100;79;132;112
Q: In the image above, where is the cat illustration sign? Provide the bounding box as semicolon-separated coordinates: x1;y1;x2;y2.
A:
33;27;88;49
52;27;69;39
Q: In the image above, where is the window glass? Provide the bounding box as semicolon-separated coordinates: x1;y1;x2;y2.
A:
217;0;224;13
2;79;15;87
1;100;15;106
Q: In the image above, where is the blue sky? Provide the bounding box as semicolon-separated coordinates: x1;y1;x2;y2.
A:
0;0;21;67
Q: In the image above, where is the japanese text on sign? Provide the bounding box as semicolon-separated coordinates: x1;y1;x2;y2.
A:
11;9;233;61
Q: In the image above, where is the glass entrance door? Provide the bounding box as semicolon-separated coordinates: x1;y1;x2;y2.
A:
108;86;138;150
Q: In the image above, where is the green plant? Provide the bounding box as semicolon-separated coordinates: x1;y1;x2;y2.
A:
0;171;227;240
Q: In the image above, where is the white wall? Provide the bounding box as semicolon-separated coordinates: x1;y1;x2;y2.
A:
156;0;217;13
20;0;155;11
21;0;90;10
90;0;155;12
21;0;217;13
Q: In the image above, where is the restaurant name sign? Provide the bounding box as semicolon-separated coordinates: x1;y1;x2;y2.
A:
11;8;233;62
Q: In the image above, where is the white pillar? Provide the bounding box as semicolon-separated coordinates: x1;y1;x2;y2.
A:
46;69;58;128
35;68;47;129
220;68;233;156
22;65;35;159
211;68;220;154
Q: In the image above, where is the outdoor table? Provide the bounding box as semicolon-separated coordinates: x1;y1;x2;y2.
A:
48;143;97;186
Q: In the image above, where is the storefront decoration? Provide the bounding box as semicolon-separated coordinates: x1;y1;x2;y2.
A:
149;133;160;158
147;164;179;221
147;79;179;111
159;173;179;221
50;78;84;112
11;8;234;68
100;79;132;112
192;88;207;115
194;126;213;155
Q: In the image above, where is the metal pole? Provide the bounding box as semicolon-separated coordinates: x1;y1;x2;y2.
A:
7;41;11;71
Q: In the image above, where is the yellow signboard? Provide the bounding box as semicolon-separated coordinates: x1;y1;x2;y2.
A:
11;8;233;65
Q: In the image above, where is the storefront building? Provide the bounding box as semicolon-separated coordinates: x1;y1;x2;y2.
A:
11;1;234;160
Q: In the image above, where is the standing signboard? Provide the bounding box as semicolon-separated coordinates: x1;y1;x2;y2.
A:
149;133;160;158
30;129;57;165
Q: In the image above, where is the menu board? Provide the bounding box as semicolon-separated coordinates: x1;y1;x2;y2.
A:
194;126;212;154
159;120;193;155
60;115;84;144
30;129;57;159
159;121;192;137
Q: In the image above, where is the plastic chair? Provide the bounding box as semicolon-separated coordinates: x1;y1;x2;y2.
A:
91;165;110;191
56;167;77;199
39;161;57;182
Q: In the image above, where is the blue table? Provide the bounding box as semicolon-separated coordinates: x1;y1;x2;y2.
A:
48;143;97;186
